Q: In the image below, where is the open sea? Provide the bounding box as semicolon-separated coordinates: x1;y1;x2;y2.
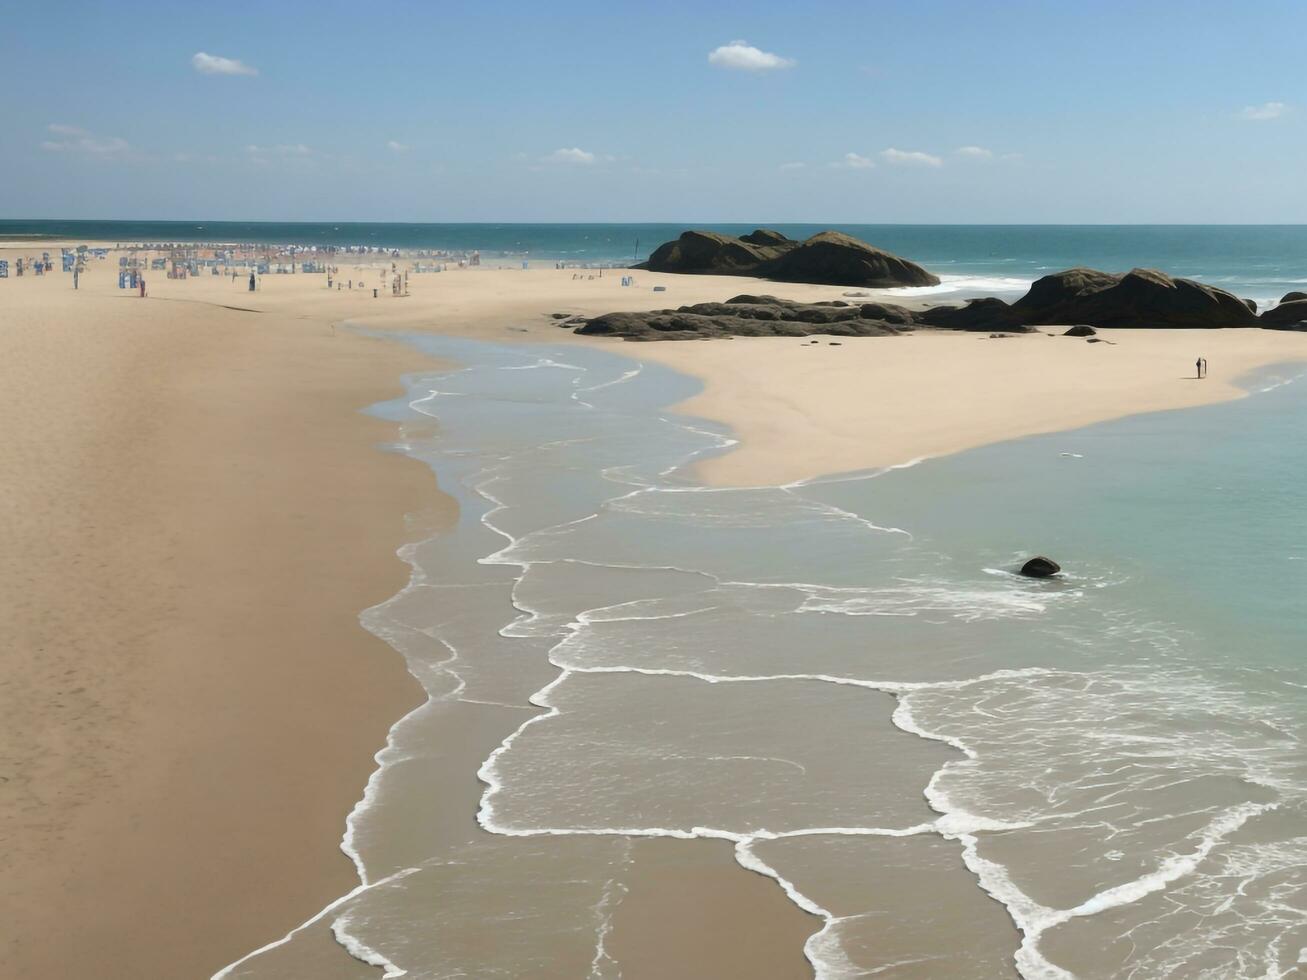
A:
213;317;1307;978
3;220;1307;310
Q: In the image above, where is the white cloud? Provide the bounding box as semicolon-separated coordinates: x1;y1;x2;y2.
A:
41;123;129;155
544;147;596;165
881;147;943;167
192;51;258;76
835;152;875;169
779;161;806;171
387;140;409;152
955;145;994;159
1240;101;1287;121
708;40;795;72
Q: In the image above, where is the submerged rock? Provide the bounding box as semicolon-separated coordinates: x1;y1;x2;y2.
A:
1020;556;1062;578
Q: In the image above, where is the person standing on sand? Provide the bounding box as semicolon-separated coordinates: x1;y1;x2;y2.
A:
1196;357;1206;379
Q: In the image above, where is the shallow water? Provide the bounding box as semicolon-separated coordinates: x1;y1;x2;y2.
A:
220;338;1307;979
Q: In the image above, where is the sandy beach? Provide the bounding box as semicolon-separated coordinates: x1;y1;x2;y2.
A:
0;250;444;978
5;247;1307;978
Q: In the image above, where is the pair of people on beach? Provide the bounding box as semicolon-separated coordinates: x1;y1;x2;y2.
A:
1196;357;1208;379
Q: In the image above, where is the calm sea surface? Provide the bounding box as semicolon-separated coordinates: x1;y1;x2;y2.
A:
217;330;1307;979
4;220;1307;308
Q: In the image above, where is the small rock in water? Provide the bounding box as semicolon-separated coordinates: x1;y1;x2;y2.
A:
1020;556;1061;578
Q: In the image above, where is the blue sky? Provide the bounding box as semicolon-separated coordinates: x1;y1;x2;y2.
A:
2;0;1304;223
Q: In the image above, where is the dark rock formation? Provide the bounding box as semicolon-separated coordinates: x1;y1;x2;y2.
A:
1281;291;1307;304
579;264;1301;341
1013;267;1259;329
919;297;1031;332
575;294;912;341
1012;268;1120;323
640;230;792;275
857;302;917;325
638;229;939;288
740;228;792;247
1020;556;1061;578
1261;299;1307;329
757;231;940;288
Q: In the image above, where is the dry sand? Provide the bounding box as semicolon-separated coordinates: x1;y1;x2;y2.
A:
4;249;1306;978
632;326;1307;486
0;252;445;978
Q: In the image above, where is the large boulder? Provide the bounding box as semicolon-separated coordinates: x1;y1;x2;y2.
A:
918;297;1029;332
637;228;939;288
1012;268;1120;323
1013;267;1259;329
640;230;791;275
1261;299;1307;329
757;231;940;288
1281;291;1307;304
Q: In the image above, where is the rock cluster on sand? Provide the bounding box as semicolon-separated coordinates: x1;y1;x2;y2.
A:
917;297;1033;333
577;266;1303;341
577;295;914;341
638;229;940;288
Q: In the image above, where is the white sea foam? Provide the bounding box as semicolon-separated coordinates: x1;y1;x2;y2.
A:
884;274;1033;298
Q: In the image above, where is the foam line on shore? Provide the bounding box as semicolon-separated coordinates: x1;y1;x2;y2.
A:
210;866;420;980
388;344;1085;977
